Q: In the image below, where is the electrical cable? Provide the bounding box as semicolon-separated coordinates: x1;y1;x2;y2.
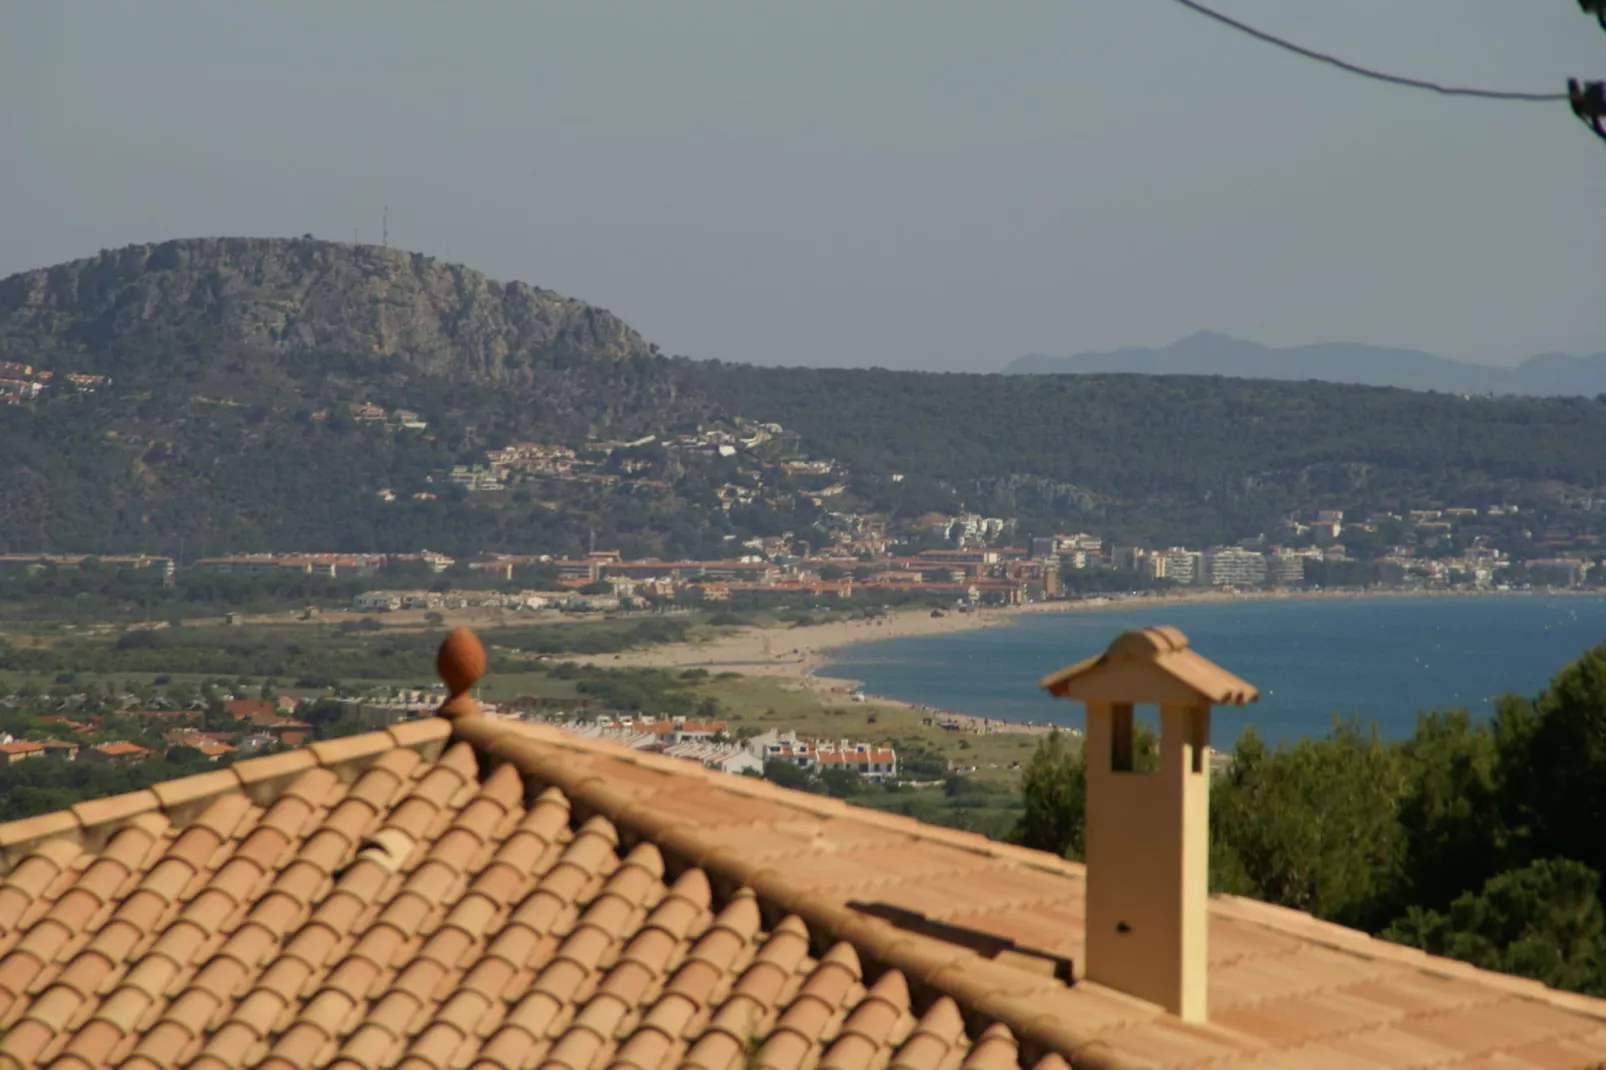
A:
1167;0;1570;103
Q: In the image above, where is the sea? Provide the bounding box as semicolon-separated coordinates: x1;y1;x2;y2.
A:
822;595;1606;747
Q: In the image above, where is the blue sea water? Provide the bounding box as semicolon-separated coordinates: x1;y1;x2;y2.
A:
822;596;1606;747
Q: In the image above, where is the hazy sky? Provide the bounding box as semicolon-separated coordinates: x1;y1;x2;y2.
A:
3;2;1601;370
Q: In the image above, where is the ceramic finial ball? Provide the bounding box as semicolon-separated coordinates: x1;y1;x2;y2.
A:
437;627;486;696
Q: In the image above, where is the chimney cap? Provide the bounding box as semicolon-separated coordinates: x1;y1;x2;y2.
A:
1038;626;1258;707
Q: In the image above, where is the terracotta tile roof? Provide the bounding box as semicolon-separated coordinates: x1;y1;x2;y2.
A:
86;741;150;758
0;630;1599;1069
223;700;280;724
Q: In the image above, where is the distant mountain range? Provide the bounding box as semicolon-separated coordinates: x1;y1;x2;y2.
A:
1006;332;1606;397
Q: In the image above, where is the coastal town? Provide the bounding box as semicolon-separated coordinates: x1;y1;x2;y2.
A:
0;409;1600;807
0;472;1587;789
0;496;1593;615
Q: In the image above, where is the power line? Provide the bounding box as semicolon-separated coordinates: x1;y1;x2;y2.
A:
1167;0;1569;103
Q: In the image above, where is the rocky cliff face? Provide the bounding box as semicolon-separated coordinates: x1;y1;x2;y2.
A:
0;237;655;383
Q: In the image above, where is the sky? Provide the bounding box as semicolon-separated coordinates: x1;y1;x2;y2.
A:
2;2;1601;371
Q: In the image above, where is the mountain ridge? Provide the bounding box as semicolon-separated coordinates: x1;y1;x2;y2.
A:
6;238;1606;557
1007;331;1606;396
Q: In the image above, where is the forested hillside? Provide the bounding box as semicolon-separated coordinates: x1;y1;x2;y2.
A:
5;238;1606;554
687;361;1606;544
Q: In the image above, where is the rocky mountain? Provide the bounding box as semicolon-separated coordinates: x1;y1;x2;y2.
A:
0;236;655;385
1007;332;1606;397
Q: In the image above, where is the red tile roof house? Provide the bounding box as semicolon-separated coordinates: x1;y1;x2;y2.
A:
222;699;280;725
79;740;152;762
0;741;44;765
262;720;314;748
36;716;93;734
0;627;1600;1069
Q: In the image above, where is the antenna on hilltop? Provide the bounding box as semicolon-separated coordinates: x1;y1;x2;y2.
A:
382;206;389;249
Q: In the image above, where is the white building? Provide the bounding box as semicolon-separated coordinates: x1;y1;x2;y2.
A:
661;741;761;776
1203;548;1268;589
748;730;898;780
1265;550;1309;588
1055;533;1104;555
1152;549;1202;586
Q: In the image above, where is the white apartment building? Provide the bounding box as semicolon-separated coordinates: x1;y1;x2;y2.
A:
1265;550;1310;588
1055;532;1105;555
1203;547;1268;588
1152;548;1203;586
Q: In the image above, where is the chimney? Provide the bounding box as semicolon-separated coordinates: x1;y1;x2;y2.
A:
1039;627;1257;1023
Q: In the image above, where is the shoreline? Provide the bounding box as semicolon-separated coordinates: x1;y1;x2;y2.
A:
569;586;1597;733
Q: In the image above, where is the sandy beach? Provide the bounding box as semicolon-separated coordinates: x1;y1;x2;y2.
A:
571;603;1016;686
569;602;1046;732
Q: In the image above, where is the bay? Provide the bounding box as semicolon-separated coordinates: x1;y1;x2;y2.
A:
821;595;1606;746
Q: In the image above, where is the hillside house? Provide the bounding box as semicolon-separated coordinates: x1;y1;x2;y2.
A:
221;699;279;724
81;741;151;762
0;741;44;765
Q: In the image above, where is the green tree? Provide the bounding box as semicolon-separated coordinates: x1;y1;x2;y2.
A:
1011;723;1158;860
1009;729;1086;859
1493;646;1606;879
762;759;814;792
1389;709;1501;915
1381;859;1606;996
1210;722;1406;927
819;767;864;798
